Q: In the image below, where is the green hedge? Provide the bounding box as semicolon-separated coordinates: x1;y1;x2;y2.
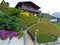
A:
0;12;20;31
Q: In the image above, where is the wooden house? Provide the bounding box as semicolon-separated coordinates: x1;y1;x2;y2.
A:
15;1;41;16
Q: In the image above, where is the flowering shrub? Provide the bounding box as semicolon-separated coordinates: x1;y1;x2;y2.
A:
9;32;18;39
0;30;8;40
0;30;20;40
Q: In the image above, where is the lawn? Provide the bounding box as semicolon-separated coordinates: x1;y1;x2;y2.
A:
28;18;60;43
54;24;60;30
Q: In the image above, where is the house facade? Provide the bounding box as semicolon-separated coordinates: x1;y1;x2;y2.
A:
15;1;41;16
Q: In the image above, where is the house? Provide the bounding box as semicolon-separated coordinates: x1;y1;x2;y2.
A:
50;19;58;24
15;1;41;16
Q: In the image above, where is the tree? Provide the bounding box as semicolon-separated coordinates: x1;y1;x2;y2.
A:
0;12;20;32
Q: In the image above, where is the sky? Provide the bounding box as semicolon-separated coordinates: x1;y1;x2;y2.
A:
0;0;60;14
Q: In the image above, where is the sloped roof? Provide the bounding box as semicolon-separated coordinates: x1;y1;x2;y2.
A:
16;1;40;9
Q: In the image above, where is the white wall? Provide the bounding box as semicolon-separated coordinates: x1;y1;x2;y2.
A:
0;36;24;45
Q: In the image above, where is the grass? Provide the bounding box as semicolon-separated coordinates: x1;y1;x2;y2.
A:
54;24;60;30
28;18;60;35
37;33;58;43
28;18;60;43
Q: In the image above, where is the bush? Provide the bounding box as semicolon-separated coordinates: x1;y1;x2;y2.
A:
0;12;20;31
0;30;23;40
7;8;20;17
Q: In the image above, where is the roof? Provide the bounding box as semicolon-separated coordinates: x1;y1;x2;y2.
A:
16;1;40;9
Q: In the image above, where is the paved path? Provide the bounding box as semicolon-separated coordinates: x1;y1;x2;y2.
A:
23;30;35;45
23;21;38;45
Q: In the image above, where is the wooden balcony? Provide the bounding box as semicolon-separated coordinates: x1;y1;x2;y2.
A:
21;6;40;13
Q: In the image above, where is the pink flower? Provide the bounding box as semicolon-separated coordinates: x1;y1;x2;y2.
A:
0;30;8;39
9;32;18;39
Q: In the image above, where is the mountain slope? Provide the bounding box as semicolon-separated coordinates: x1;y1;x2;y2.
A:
52;12;60;18
41;13;56;21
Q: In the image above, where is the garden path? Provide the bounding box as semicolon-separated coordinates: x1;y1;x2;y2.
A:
23;30;35;45
23;23;37;45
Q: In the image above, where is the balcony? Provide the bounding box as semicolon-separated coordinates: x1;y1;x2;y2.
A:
21;6;40;13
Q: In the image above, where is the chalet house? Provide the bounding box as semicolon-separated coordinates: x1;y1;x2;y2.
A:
15;1;41;16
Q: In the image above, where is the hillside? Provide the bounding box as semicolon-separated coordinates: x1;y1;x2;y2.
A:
28;18;60;43
41;13;56;21
28;18;60;35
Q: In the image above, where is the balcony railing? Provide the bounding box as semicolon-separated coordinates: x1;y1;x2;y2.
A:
21;6;40;13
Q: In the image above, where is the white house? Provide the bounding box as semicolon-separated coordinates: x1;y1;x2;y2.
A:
50;19;57;23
